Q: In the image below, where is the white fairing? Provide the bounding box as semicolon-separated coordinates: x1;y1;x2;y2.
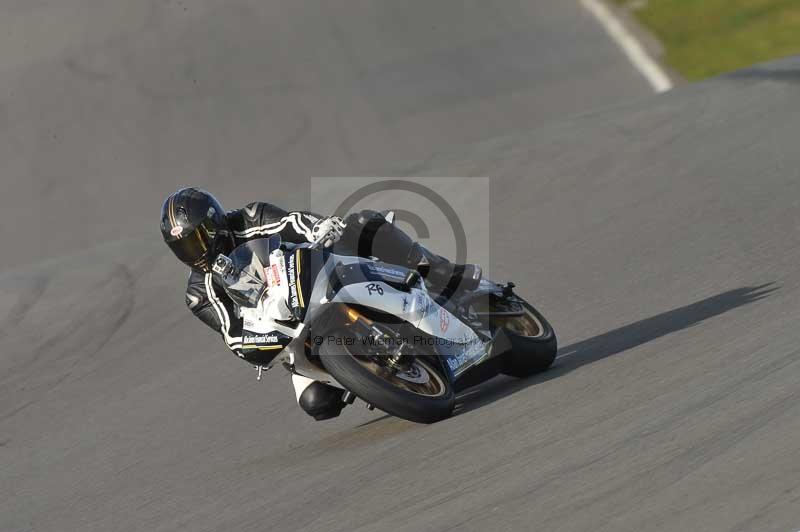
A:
240;306;300;338
331;283;468;338
330;281;488;375
237;251;492;388
266;248;291;318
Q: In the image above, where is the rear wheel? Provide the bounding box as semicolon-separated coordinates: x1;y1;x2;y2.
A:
318;330;455;423
493;298;557;378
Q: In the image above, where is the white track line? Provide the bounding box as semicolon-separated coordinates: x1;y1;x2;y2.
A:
580;0;673;93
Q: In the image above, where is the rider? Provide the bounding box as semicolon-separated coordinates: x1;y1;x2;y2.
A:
160;187;480;420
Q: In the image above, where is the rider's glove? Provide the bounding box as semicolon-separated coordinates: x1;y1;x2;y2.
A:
311;216;345;248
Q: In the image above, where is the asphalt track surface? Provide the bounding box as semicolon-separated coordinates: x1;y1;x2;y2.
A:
3;2;800;532
0;0;648;270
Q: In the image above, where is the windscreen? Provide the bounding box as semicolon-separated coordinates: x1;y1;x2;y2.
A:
214;235;281;308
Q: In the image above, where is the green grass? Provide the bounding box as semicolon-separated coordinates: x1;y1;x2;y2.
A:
616;0;800;80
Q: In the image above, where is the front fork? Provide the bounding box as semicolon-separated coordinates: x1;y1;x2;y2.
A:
340;305;414;372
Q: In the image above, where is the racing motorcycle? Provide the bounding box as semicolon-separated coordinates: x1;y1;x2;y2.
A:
212;234;557;424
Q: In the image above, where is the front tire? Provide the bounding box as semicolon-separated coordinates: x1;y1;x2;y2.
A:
497;299;557;378
318;331;455;423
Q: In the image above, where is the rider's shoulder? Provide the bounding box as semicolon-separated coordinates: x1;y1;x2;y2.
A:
184;269;213;312
227;201;289;228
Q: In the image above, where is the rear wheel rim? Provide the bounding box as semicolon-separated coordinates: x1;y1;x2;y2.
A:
496;302;544;338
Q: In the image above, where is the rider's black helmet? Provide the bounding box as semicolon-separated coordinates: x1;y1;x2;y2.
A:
160;188;234;272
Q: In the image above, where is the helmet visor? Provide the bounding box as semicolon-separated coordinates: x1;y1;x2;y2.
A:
167;225;212;270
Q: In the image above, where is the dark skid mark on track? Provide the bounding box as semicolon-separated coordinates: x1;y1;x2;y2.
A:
307;415;418;455
458;284;777;414
0;399;36;424
25;263;136;367
0;273;50;339
63;57;114;83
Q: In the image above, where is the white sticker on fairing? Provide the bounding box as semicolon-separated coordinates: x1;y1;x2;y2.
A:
331;282;481;344
268;249;290;303
330;281;490;377
170;225;183;237
243;334;279;344
287;253;300;309
267;263;281;288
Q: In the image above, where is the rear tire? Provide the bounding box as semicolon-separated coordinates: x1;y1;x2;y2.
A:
318;331;455;423
498;300;557;378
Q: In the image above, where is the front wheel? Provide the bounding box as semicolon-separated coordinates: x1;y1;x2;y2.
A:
495;298;557;378
318;330;455;423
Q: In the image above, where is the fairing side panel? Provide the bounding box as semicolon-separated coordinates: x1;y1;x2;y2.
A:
330;281;488;378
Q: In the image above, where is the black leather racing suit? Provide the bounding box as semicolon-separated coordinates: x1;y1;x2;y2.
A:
184;202;422;366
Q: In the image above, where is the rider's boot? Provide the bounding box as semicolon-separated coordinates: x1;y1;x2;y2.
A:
341;210;482;294
410;244;482;294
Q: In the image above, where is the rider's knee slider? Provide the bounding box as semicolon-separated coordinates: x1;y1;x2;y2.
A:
298;381;346;421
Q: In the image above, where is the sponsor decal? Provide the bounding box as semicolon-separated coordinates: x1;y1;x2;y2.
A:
243;334;280;344
365;263;405;278
170;225;183;237
287;253;300;308
415;293;437;317
445;344;487;374
439;307;450;333
267;263;281;287
207;206;216;217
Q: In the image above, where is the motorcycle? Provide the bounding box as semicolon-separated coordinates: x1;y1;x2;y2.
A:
212;234;557;423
